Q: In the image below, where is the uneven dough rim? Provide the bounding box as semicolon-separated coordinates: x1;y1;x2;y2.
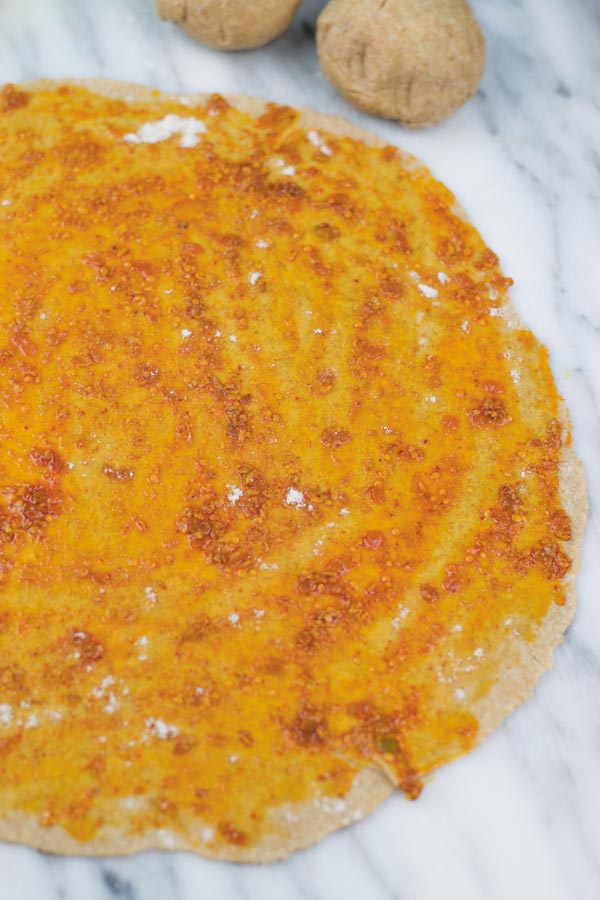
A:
0;78;588;862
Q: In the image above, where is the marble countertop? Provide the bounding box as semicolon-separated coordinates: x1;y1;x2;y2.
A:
0;0;598;897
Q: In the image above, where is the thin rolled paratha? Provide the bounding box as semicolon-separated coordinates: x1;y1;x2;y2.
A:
0;80;587;861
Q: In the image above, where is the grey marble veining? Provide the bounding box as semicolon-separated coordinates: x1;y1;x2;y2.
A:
0;1;598;898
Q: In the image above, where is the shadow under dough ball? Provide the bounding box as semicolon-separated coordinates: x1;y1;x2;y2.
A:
317;0;486;127
156;0;302;50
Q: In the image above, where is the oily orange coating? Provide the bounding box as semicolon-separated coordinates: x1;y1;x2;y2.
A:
0;84;572;851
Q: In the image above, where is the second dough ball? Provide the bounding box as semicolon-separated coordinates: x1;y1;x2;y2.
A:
317;0;486;127
157;0;301;51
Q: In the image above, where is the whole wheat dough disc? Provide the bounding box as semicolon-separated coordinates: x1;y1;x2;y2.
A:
0;80;587;861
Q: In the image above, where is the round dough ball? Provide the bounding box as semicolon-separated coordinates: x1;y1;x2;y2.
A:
156;0;301;50
317;0;486;127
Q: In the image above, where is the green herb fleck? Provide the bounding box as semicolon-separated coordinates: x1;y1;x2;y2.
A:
379;736;399;754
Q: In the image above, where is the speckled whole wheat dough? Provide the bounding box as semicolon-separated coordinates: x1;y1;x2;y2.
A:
155;0;301;50
0;79;588;863
317;0;486;127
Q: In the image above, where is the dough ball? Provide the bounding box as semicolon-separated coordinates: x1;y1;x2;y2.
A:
156;0;301;51
317;0;486;127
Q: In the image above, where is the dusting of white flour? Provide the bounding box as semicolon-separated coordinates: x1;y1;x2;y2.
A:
285;487;306;509
124;115;207;148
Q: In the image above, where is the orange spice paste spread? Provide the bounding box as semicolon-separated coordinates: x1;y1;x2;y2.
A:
0;83;572;851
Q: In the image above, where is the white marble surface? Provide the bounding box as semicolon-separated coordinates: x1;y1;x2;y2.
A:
0;0;598;897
